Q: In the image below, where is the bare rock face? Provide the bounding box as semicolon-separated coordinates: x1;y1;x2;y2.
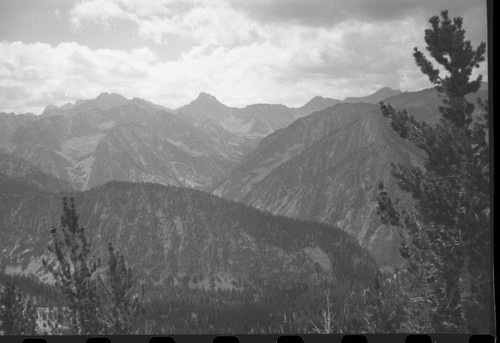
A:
0;87;410;194
176;93;302;139
0;182;378;289
0;96;254;191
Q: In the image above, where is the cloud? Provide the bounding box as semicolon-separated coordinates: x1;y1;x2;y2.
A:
0;41;159;113
0;22;429;115
1;1;489;114
229;0;484;28
70;0;266;49
69;0;175;26
70;0;136;27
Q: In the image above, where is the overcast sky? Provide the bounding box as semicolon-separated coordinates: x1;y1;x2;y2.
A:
0;0;488;114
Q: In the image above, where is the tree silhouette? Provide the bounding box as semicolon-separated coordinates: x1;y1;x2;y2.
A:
378;10;490;332
0;282;37;335
43;197;103;334
101;243;145;334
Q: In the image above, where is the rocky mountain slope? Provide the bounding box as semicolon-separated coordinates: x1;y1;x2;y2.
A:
0;112;36;144
0;95;255;190
0;153;72;193
214;102;422;271
174;87;403;140
0;181;378;289
1;87;402;192
214;85;488;271
175;93;304;139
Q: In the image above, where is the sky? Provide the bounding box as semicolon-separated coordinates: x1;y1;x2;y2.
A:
0;0;489;114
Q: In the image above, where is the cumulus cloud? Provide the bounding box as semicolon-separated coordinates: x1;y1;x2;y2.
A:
0;42;159;112
70;0;136;27
0;0;489;114
70;0;266;48
69;0;177;27
0;20;433;115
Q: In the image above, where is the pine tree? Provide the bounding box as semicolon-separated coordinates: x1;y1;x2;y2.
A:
101;243;145;334
378;10;490;332
43;197;103;334
0;282;37;335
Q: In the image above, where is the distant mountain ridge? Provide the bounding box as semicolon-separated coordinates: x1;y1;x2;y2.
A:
175;93;302;139
1;97;255;190
41;93;173;117
344;87;402;104
18;86;408;142
2;87;404;191
297;96;343;117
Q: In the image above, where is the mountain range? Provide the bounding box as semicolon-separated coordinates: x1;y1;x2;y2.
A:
1;96;257;190
0;84;489;276
0;87;411;192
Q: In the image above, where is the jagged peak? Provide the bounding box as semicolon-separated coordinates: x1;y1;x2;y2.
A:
41;104;60;116
60;102;75;110
343;86;402;103
377;86;398;92
95;92;129;102
301;95;341;109
311;95;327;100
194;92;221;102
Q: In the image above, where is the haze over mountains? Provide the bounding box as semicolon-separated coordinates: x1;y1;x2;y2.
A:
0;84;488;277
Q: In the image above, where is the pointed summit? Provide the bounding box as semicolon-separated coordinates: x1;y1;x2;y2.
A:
41;104;60;116
344;87;402;104
183;91;227;109
93;92;129;109
193;92;221;104
176;92;231;125
300;96;342;114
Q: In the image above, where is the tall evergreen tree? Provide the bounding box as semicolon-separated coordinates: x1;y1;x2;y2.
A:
43;197;103;334
0;282;37;335
101;243;145;334
378;10;490;332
